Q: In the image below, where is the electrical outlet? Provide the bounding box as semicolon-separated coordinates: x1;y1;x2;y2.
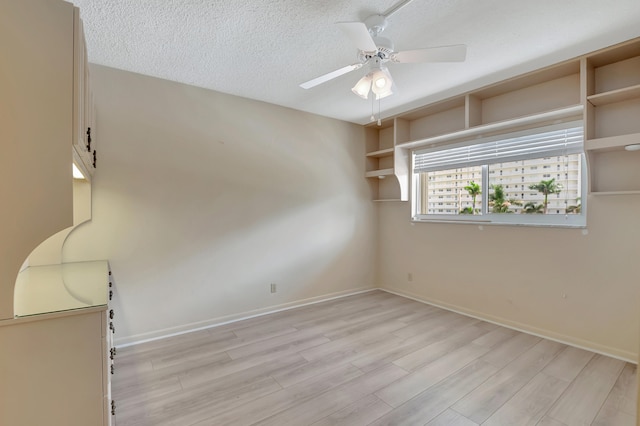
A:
270;283;277;293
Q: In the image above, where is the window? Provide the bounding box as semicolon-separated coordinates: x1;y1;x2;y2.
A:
412;122;586;227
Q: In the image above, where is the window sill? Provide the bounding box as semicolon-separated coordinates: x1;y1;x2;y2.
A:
411;216;586;229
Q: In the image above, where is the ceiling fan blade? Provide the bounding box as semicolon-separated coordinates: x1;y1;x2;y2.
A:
299;63;363;89
336;22;378;53
392;44;467;63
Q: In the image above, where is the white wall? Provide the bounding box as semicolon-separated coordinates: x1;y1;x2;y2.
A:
378;194;640;361
61;64;639;361
63;65;377;345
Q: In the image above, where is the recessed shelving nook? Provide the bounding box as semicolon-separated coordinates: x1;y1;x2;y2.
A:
365;120;404;201
583;39;640;195
364;37;640;201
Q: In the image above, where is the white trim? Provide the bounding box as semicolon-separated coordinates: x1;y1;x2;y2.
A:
115;284;636;363
379;286;636;364
410;217;586;228
115;287;377;348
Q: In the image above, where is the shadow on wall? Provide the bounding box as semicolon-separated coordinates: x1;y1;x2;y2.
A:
61;65;377;340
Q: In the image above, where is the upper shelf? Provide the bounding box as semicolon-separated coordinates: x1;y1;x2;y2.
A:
365;36;640;199
585;132;640;152
366;148;394;158
587;84;640;106
365;168;394;178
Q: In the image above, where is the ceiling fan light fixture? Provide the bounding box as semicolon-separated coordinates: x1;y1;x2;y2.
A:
352;72;373;99
370;66;394;98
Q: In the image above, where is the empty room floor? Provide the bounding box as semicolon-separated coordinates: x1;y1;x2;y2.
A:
113;290;637;425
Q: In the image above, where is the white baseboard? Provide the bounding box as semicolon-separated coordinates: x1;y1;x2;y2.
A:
380;286;637;364
115;287;377;347
116;284;637;364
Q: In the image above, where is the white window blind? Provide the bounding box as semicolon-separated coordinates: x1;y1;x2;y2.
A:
414;122;584;173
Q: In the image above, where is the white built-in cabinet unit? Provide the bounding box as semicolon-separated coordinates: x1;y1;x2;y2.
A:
72;6;98;179
365;37;640;201
0;1;113;425
2;262;117;426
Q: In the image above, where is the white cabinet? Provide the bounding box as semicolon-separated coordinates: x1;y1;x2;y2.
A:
0;0;75;320
0;2;109;423
73;6;97;179
0;0;97;320
104;270;117;425
1;261;116;426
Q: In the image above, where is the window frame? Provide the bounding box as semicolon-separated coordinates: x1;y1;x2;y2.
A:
410;122;587;228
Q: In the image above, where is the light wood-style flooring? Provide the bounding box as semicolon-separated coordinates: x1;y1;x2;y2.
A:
114;290;637;425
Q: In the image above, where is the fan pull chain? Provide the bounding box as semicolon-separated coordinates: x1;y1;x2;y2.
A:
377;97;382;126
370;95;375;123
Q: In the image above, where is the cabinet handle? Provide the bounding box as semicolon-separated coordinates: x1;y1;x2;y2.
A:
109;290;113;300
109;309;114;319
92;150;97;168
86;127;91;152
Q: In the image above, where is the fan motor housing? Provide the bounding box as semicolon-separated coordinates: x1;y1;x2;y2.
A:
358;35;394;63
374;36;394;59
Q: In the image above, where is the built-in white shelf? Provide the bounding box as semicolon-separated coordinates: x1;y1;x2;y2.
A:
366;148;394;158
590;190;640;196
587;84;640;106
365;168;394;178
585;132;640;152
363;37;640;200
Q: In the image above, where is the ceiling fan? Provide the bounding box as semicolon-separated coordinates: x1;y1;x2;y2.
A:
299;13;467;100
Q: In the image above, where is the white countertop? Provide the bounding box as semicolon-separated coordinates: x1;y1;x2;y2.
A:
14;260;110;317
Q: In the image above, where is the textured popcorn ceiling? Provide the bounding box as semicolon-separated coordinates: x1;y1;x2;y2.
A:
71;0;640;124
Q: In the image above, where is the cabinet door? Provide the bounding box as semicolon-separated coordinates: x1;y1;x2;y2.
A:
73;7;86;157
72;7;97;178
103;274;116;425
87;82;98;172
102;308;116;425
0;312;105;425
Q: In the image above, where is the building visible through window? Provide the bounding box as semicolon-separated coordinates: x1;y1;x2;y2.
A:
412;122;585;226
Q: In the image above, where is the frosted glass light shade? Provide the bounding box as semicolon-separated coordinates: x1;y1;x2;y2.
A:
352;73;373;99
371;67;393;99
